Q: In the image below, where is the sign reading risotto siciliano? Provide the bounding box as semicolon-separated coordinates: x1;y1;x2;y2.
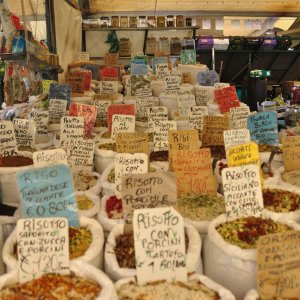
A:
133;207;187;285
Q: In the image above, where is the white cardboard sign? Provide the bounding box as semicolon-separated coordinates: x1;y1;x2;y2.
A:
177;94;196;116
222;164;264;220
99;81;118;95
0;120;18;156
165;74;181;92
17;217;70;283
189;106;208;130
148;106;168;133
49;99;67;124
115;153;148;197
111;114;135;140
223;129;251;149
230;106;250;129
33;149;68;168
60;116;84;148
28;110;49;135
157;63;170;79
153;120;177;151
14;119;36;149
133;207;187;285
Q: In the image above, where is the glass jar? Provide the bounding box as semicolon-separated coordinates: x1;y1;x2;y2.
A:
119;38;131;57
120;16;128;28
157;16;166;28
159;37;170;54
148;16;156;27
176;15;184;27
146;37;157;55
291;86;300;105
111;16;119;28
171;37;182;55
100;17;109;28
166;15;174;27
138;16;148;28
186;17;192;27
129;16;137;28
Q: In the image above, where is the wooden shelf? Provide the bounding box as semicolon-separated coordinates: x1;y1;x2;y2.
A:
83;26;199;31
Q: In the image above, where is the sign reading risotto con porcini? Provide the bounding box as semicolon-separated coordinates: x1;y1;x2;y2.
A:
0;273;101;300
116;279;221;300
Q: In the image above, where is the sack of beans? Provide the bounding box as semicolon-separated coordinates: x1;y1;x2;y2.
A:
104;223;203;281
0;261;116;300
203;213;300;300
2;216;105;271
0;151;33;206
75;191;101;219
94;142;116;174
73;171;102;195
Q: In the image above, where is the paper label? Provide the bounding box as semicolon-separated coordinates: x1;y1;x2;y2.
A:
17;217;70;283
131;63;148;76
136;98;153;120
49;99;67;124
77;52;90;61
111;114;135;140
152;57;168;74
222;164;264;220
66;139;95;174
99;81;118;95
177;94;196;116
247;112;279;145
0;120;18;156
104;53;119;65
42;80;57;93
223;129;251;149
116;132;149;155
33;149;68;167
16;164;79;227
60;116;84;149
230;106;250;129
14;119;36;149
214;86;240;113
282;136;300;171
189;106;208;130
133;207;187;285
153;120;177;151
130;75;151;97
65;73;85;94
93;99;111;128
69;103;97;136
165;74;181;91
257;230;300;298
195;86;215;106
122;171;177;232
28;110;49;135
108;104;135;133
156;63;170;79
148;106;168;133
48;84;71;108
115;153;148;197
99;66;120;81
180;49;196;65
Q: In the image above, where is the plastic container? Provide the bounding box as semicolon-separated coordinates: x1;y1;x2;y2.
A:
157;16;166;28
159;37;170;54
166;15;174;27
120;16;128;28
196;36;214;50
176;15;184;27
111;16;119;28
171;37;182;55
129;16;137;28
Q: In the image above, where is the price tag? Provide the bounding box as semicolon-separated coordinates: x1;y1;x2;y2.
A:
195;86;215;106
230;106;250;129
42;80;57;93
165;74;181;92
131;63;148;75
104;53;119;65
99;66;120;81
111;114;135;140
49;99;67;124
180;49;196;65
115;153;148;197
147;106;168;133
108;104;135;133
93;99;111;128
222;164;264;220
28;110;49;135
17;217;70;283
66;139;95;174
116;132;149;155
122;171;177;233
223;129;251;149
49;83;71;108
99;81;118;95
60;116;84;149
77;52;90;61
214;86;240;113
257;230;300;299
133;207;187;285
16;164;79;227
65;72;85;94
153;120;177;151
13;119;36;149
282;136;300;171
156;63;169;79
168;129;199;170
189;106;208;130
177;94;196;116
33;149;68;167
69;103;97;136
0;120;18;157
247;111;279;145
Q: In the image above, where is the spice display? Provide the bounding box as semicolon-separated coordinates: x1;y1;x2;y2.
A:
281;170;300;187
258;144;281;152
150;150;169;162
0;273;101;299
115;232;189;269
106;195;123;218
177;194;226;221
73;172;98;191
263;188;300;212
98;142;116;151
216;217;291;249
117;279;220;300
76;194;95;210
0;155;33;167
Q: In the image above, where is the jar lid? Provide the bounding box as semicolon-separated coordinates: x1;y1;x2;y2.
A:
139;16;146;18
167;15;174;18
100;16;109;19
112;16;119;18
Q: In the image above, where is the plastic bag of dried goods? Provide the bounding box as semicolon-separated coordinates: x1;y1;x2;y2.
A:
76;191;100;219
94;142;116;174
74;171;102;195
